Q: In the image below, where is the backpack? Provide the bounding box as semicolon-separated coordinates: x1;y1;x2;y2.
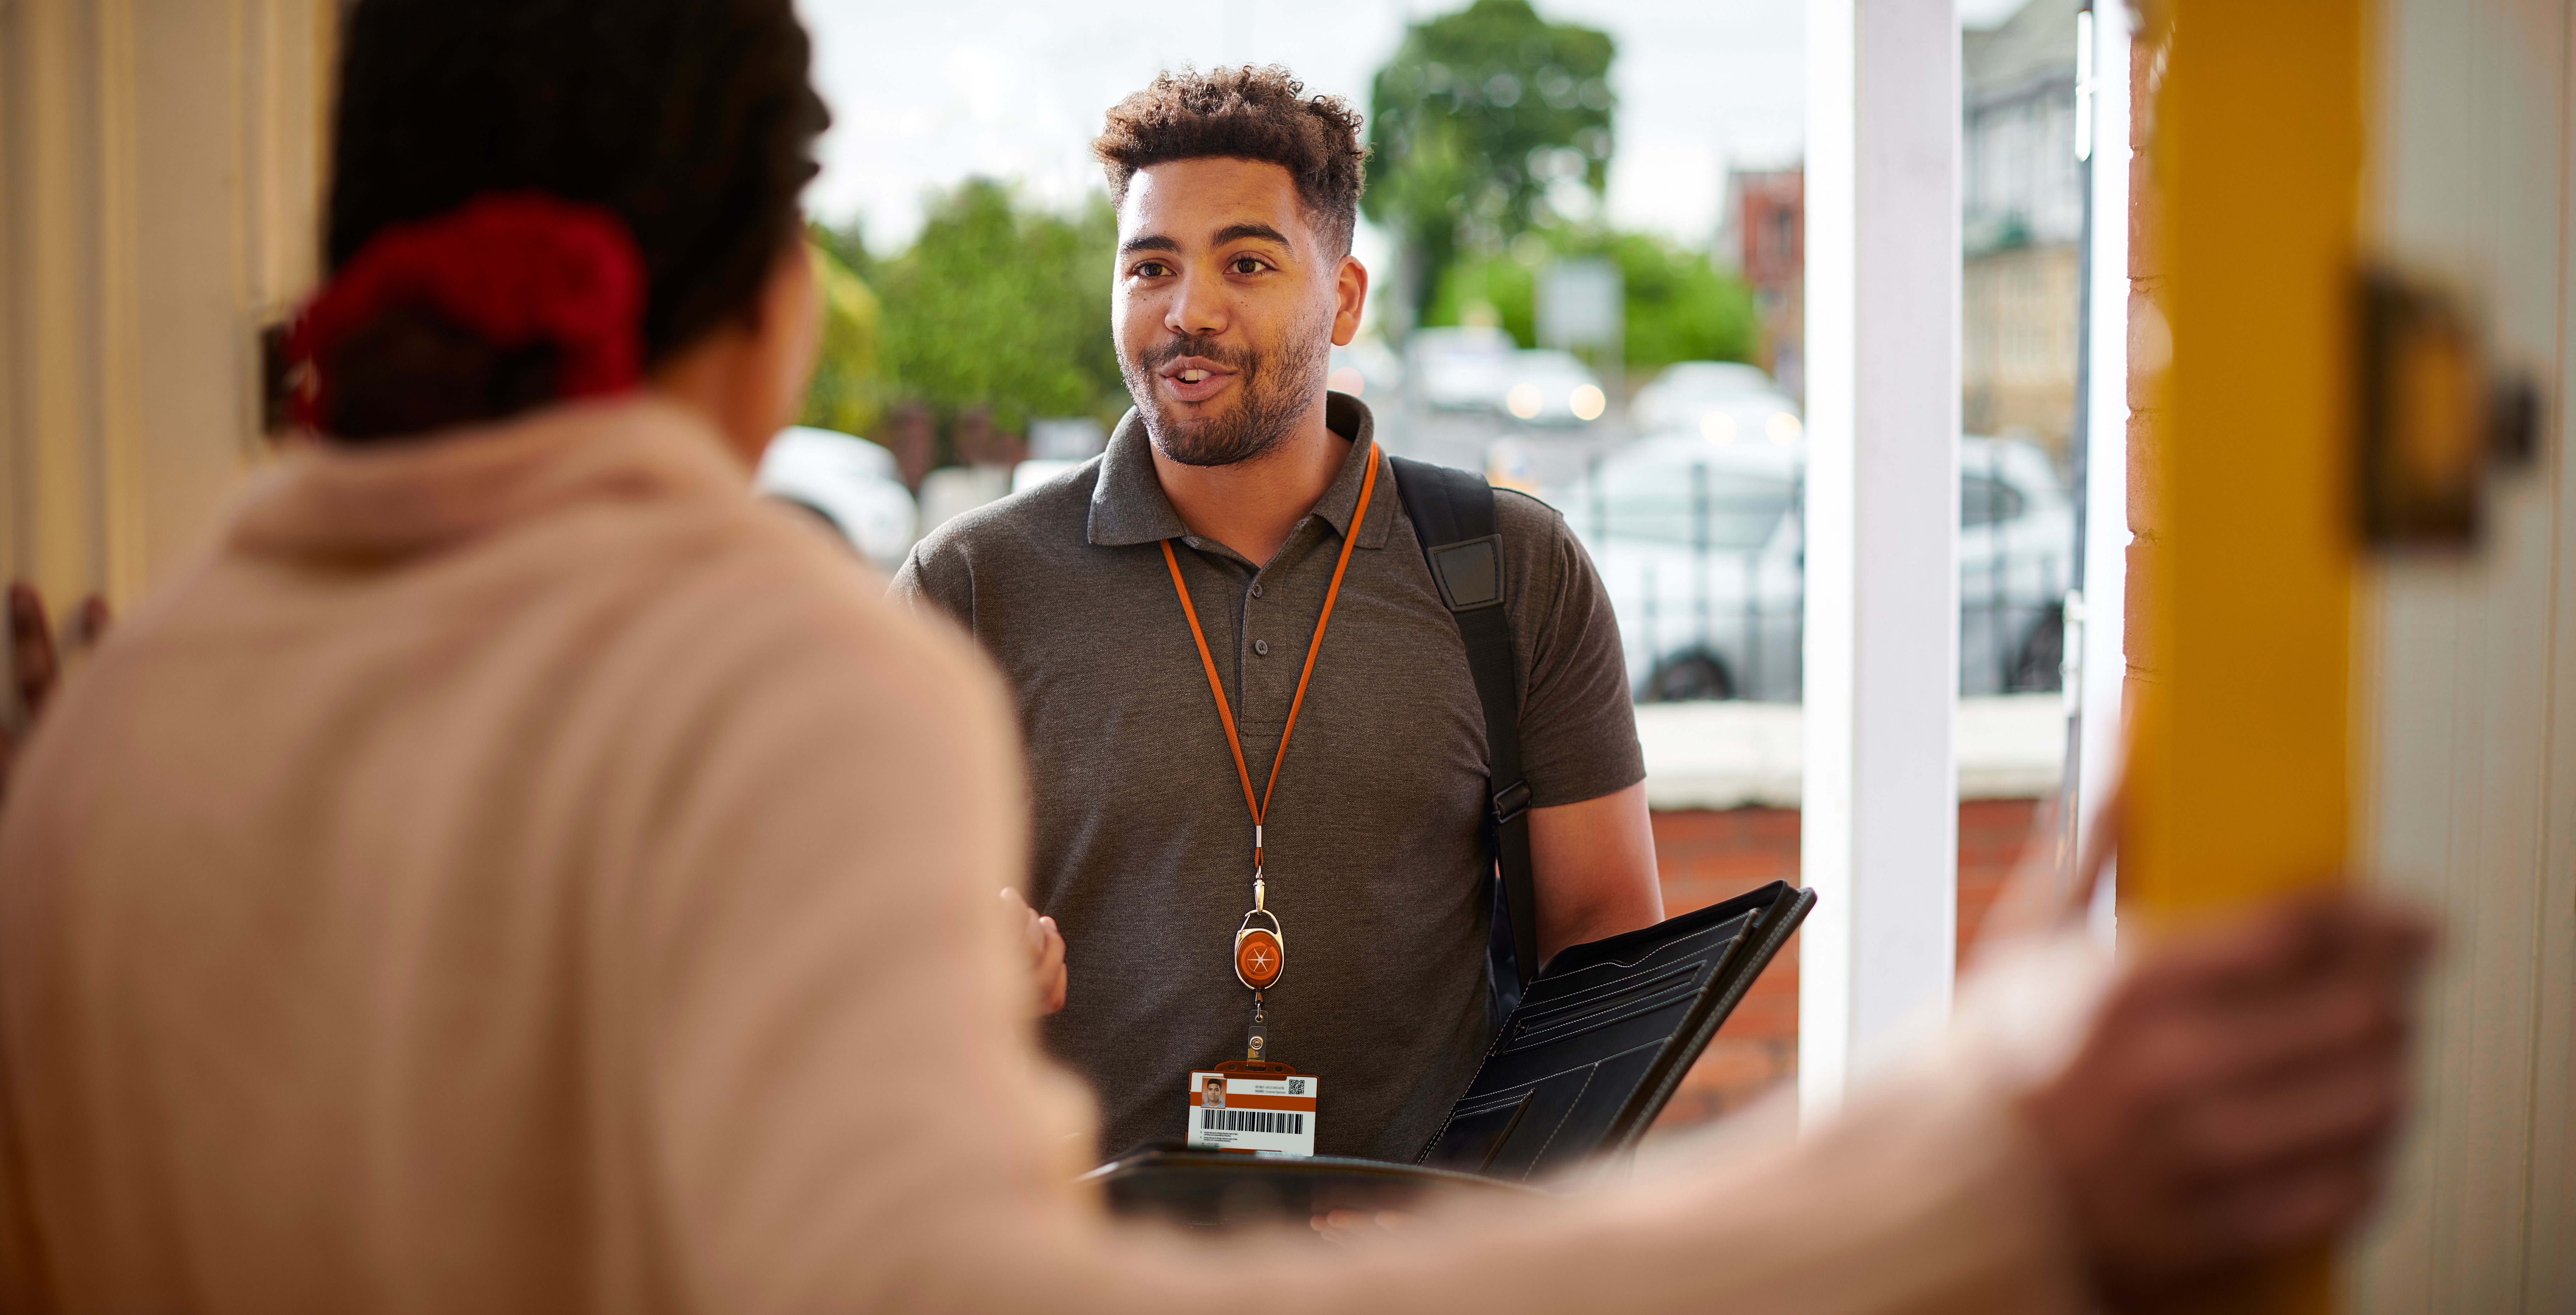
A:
1386;457;1540;1014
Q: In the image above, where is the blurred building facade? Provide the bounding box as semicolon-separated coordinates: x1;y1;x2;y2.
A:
1715;167;1803;402
1961;0;2081;457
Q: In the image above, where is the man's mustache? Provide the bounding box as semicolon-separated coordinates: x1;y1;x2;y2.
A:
1136;335;1258;375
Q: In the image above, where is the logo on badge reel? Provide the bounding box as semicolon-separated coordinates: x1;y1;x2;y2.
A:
1234;909;1285;990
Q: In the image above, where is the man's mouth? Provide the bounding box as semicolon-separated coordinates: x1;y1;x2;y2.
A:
1158;357;1238;404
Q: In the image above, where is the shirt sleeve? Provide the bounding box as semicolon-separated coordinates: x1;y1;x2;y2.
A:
886;533;977;633
1496;491;1647;808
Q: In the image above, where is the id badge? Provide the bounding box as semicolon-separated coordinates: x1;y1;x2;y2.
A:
1184;1062;1319;1157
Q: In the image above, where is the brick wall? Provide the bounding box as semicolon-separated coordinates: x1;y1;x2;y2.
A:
1646;798;2045;1129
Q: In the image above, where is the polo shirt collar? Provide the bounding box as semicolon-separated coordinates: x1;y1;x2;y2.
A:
1087;391;1396;551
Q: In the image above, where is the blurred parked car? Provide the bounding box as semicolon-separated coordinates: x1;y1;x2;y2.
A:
1408;325;1518;412
917;465;1012;537
1630;361;1801;443
1566;433;2072;701
1011;458;1083;493
1499;349;1608;426
1027;416;1108;461
1326;339;1405;400
1011;415;1110;496
755;426;919;570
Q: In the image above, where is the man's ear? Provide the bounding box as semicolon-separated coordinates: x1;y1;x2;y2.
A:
1330;254;1368;348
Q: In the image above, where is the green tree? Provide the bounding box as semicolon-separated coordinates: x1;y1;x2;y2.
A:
1365;0;1616;329
808;215;876;284
871;179;1124;443
797;240;884;437
1424;228;1761;371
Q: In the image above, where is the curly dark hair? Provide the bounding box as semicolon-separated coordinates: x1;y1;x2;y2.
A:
1092;66;1369;258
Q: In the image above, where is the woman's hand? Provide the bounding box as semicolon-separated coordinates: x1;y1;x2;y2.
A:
2022;889;2432;1310
999;888;1068;1017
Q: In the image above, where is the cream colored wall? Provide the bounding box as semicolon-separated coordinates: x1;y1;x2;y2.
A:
0;0;331;608
2350;0;2576;1308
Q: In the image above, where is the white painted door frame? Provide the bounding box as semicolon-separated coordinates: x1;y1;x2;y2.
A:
2074;1;2132;935
2350;1;2576;1305
1800;0;1963;1119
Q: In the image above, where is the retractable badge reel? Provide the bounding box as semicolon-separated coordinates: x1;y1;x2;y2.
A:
1234;878;1285;993
1235;871;1283;1063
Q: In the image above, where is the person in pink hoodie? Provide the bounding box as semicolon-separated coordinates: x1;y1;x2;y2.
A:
0;2;2426;1312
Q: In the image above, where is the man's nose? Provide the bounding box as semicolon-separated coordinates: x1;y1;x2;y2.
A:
1165;267;1228;339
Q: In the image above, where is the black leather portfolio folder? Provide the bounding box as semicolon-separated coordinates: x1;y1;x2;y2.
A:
1414;878;1815;1180
1094;880;1815;1225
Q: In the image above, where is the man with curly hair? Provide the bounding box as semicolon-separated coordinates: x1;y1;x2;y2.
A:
894;65;1666;1163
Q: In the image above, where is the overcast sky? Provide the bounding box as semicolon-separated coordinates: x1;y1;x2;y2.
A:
797;0;2033;253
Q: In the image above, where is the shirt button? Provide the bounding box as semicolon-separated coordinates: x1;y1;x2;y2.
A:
1252;583;1264;598
1254;639;1270;656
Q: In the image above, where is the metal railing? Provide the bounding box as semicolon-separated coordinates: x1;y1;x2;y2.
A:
1591;444;2069;704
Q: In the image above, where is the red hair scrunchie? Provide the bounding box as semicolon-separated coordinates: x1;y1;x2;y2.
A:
288;193;647;430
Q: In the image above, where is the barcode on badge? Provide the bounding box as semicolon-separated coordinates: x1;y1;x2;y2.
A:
1197;1108;1306;1135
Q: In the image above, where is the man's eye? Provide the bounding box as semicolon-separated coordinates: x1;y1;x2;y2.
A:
1133;260;1172;279
1231;256;1271;275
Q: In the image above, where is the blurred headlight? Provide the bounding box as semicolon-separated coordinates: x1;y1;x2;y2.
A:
1767;411;1803;445
1506;384;1544;419
1569;384;1606;421
1701;412;1738;445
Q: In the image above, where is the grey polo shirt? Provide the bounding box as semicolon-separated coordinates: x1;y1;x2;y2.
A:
890;393;1643;1162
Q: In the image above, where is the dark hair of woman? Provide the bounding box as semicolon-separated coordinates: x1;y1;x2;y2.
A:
319;0;829;441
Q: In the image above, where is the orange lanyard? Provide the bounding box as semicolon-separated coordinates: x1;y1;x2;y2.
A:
1159;440;1380;873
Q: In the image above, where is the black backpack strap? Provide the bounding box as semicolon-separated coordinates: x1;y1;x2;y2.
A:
1388;456;1540;990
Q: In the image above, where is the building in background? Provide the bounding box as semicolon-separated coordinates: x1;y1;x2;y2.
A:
1714;167;1804;402
1961;0;2081;458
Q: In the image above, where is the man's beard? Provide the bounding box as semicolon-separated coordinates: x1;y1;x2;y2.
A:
1120;321;1331;468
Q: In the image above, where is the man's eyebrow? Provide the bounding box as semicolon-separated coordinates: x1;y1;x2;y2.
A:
1119;234;1180;255
1214;222;1294;250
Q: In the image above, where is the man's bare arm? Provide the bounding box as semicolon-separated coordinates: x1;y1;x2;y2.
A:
1526;781;1664;965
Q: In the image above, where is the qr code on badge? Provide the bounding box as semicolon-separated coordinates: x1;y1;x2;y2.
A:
1287;1079;1307;1095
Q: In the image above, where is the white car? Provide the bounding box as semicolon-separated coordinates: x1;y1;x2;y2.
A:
1565;434;2073;701
1326;340;1405;401
1631;361;1802;445
1408;325;1518;412
1497;349;1608;426
754;426;919;570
